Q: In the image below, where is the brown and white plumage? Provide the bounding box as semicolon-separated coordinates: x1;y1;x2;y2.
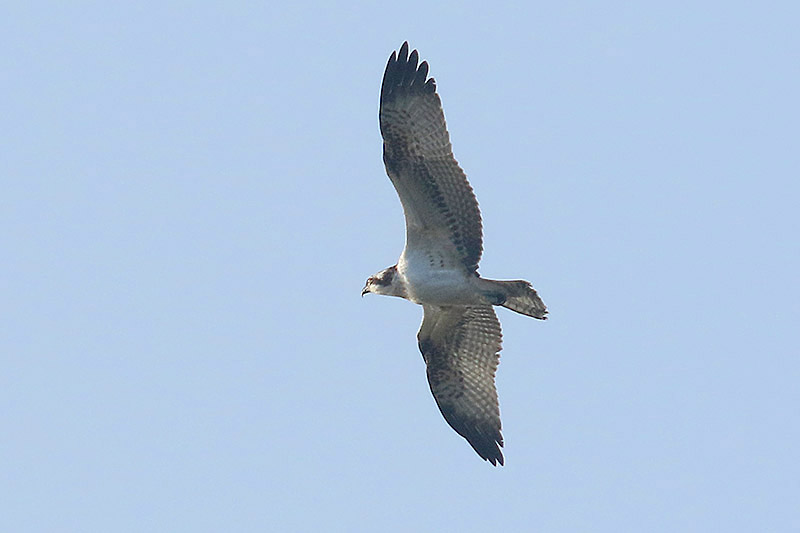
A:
363;43;547;466
418;305;504;464
379;42;483;273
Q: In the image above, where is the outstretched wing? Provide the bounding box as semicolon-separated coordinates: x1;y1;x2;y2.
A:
380;42;483;272
418;304;504;465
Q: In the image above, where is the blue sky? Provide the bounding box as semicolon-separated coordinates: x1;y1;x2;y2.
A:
2;2;798;531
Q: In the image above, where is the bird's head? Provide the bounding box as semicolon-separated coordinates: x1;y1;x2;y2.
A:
361;265;403;297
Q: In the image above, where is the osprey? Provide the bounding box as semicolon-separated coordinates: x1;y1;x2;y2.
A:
362;42;547;466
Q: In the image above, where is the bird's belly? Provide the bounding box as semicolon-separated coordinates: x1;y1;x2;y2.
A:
399;249;481;305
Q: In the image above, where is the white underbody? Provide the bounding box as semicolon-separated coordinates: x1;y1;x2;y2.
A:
398;244;486;306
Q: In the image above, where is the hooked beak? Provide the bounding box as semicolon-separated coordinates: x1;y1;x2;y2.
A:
361;284;370;297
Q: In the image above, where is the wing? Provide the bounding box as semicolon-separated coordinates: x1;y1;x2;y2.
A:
380;42;483;272
418;304;504;465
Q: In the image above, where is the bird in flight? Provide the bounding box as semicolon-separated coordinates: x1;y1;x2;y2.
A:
362;42;548;466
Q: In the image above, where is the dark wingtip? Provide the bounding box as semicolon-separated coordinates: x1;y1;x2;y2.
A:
408;49;419;71
479;439;505;466
487;450;505;467
380;42;437;105
398;41;409;62
446;411;505;466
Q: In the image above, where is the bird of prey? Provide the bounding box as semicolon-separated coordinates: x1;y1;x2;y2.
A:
362;42;548;466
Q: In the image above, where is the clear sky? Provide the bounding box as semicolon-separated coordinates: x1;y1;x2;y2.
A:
2;2;798;531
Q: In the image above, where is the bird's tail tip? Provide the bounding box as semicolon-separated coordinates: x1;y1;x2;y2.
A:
479;279;548;319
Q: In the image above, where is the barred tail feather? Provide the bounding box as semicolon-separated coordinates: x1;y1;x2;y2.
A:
479;279;548;319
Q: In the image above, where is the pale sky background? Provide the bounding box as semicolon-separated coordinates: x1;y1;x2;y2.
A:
2;2;799;532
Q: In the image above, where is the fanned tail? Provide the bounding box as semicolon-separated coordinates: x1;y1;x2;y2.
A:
478;279;548;319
